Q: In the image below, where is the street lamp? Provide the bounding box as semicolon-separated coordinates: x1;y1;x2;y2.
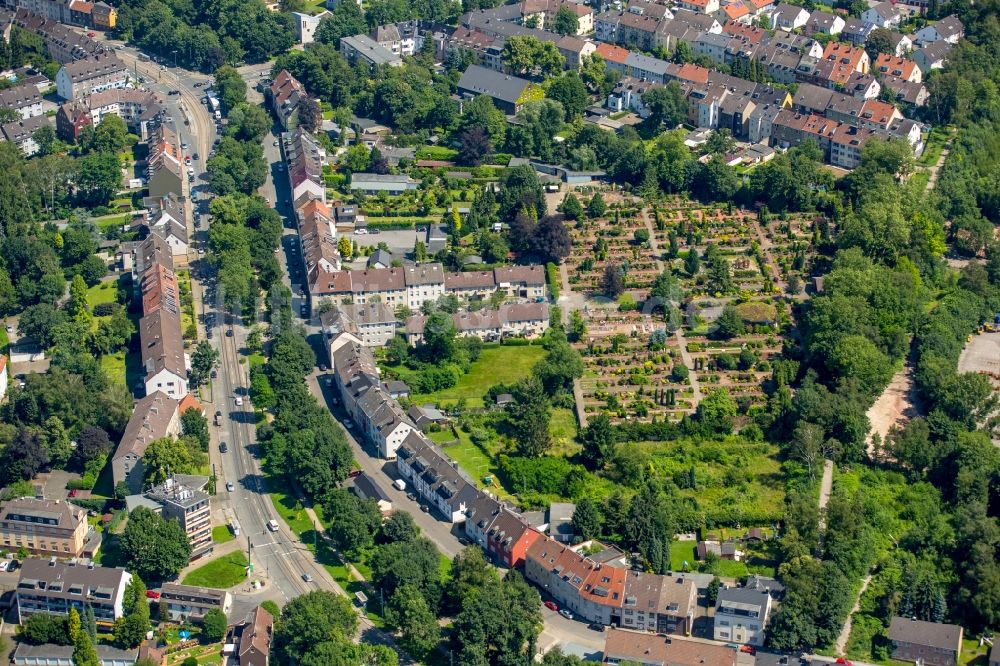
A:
172;49;178;68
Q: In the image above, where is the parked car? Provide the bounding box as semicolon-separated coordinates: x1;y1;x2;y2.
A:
302;573;313;582
344;419;354;429
68;489;78;498
587;623;605;632
235;397;243;406
226;481;235;492
219;442;228;453
544;601;558;611
740;646;756;655
145;590;160;599
559;609;573;620
0;560;12;572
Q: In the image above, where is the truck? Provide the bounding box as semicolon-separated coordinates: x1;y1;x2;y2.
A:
393;479;406;491
267;519;279;532
206;95;219;113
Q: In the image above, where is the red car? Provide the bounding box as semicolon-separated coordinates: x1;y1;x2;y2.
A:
145;590;160;599
836;659;852;666
740;646;756;655
68;489;78;498
544;601;558;611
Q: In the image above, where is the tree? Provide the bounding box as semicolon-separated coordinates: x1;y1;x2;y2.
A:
20;613;69;645
315;0;366;47
587;192;606;219
505;377;551;456
189;340;219;389
299;96;322;133
370;537;443;609
459;126;492;166
325;489;382;555
338;234;353;260
73;629;100;666
202;608;228;642
215;65;247;111
457;95;507;146
571;497;603;541
602;263;624;299
501;35;564;77
560;193;583;220
226;103;271;142
68;607;81;643
552;4;579;34
86;115;131;154
499;164;546;223
444;547;498;614
644;82;687;129
580;413;614;470
865;27;894;59
422;310;457;361
33;124;57;156
385;584;439;658
115;576;150;649
119;506;193;582
275;591;358;664
18;303;67;348
546;72;589;120
625;481;674;574
533;215;572;263
533;329;584;395
714;304;745;339
142;437;194;483
452;570;541;666
380;511;419;544
696;387;737;435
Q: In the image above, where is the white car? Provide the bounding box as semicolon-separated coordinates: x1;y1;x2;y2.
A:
226;481;235;492
0;560;12;572
235;397;243;406
355;228;368;235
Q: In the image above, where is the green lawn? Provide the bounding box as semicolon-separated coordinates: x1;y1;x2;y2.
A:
918;127;951;167
86;281;118;308
549;407;579;457
0;326;9;354
670;540;698;572
408;345;546;408
100;351;126;383
94;213;133;232
212;526;235;544
910;171;930;192
182;551;249;588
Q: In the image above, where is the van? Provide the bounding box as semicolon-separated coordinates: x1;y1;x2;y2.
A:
393;479;406;491
267;519;279;532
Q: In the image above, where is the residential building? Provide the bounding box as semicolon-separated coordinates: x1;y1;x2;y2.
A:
322;303;398;347
10;9;107;63
395;431;479;522
284;129;327;205
340;34;403;68
0;497;94;558
141;193;188;256
297;199;340;301
874;54;921;83
841;17;875;46
888;617;963;666
677;0;719;14
91;1;115;28
770;3;810;31
804;10;843;36
547;502;576;543
881;76;928;107
844;72;880;99
602;628;737;666
16;558;132;626
372;20;422;56
291;11;328;44
356;387;414;459
885;31;912;56
55;53;127;101
146;123;184;199
0;354;7;402
521;0;594;35
0;83;43;119
456;64;535;114
349;173;420;195
482;509;543;568
0;114;51;155
493;265;547;299
12;643;137;666
404;303;550;345
56;88;165;141
914;15;963;45
159;583;232;621
111;391;182;493
821;41;869;74
139;306;188;399
132;475;212;559
713;587;771;646
861;1;901;29
403;263;445;309
229;605;274;666
350;472;393;514
913;40;952;73
268;70;306;130
556;35;597;68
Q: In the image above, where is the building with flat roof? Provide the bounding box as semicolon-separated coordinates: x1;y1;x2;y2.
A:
0;497;95;558
339;34;402;68
12;642;138;666
137;475;212;559
16;558;132;626
159;583;232;621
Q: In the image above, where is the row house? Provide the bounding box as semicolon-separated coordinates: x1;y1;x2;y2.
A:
320;302;399;347
355;385;414;459
556;35;597;68
841;17;875;46
521;0;593;35
56;88;165;141
403;303;550;346
0;83;43;119
888;617;963;666
111;391;182;493
624;50;670;82
396;432;479;522
627;0;673;20
284;128;326;205
16;558;131;626
268;70;307;130
719;2;750;25
913;40;952;73
713;587;771;645
55;53;127;101
10;8;106;63
146;123;184;198
139;307;188;400
297;199;341;304
881;75;928;107
803;10;844;37
403;263;445;309
4;0;115;29
676;0;719;15
0;114;50;155
603;629;738;666
0;497;93;559
141;192;189;255
524;538;698;634
770;3;809;31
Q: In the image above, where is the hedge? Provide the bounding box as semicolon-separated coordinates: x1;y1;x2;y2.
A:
546;263;560;300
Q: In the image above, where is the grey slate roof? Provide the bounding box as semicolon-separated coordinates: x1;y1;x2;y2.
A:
457;65;532;105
